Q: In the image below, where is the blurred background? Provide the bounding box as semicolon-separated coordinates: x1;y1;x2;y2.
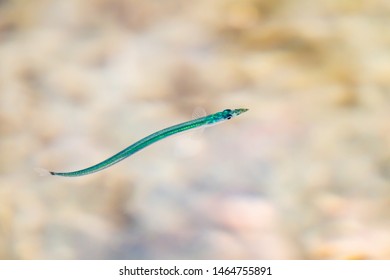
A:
1;0;390;259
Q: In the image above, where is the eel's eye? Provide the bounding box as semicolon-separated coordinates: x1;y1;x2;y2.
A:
223;109;233;120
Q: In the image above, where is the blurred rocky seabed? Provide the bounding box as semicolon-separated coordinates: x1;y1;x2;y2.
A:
1;0;390;259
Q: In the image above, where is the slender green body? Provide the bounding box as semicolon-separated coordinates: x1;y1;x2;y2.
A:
49;108;248;177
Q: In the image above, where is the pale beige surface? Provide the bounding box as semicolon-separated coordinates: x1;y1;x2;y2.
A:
1;0;390;259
